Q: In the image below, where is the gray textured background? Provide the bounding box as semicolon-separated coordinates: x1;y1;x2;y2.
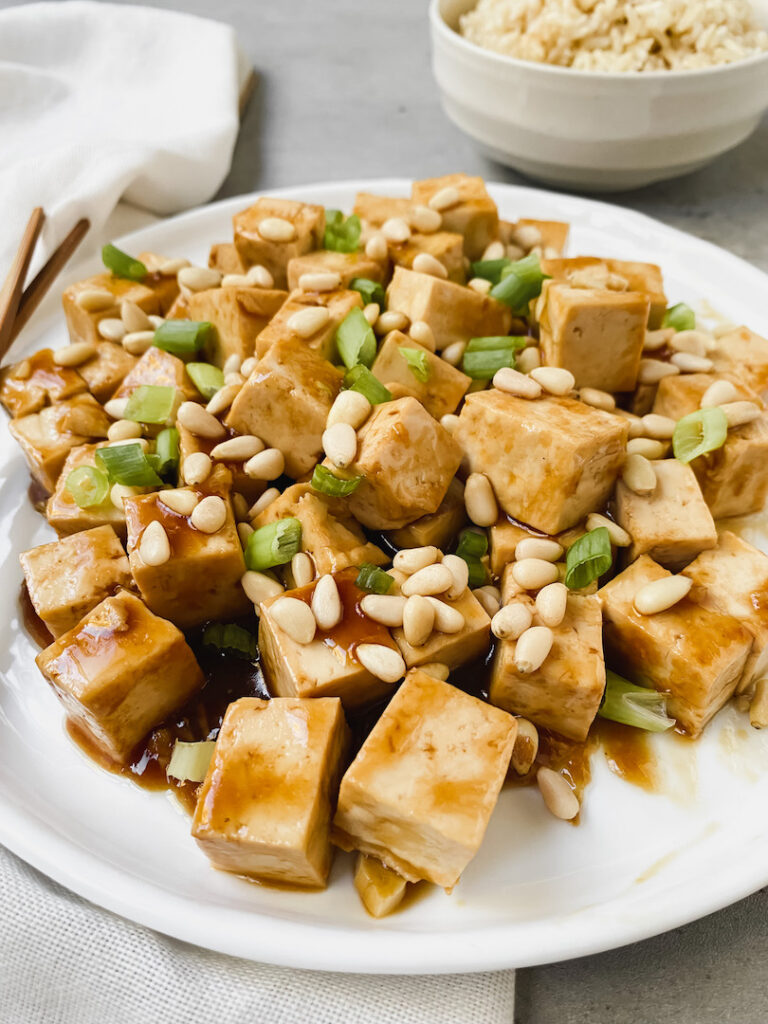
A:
5;0;768;1019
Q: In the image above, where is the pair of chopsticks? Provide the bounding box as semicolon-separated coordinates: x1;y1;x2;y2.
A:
0;209;89;365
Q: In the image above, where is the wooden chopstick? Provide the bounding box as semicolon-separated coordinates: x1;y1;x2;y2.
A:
0;207;45;361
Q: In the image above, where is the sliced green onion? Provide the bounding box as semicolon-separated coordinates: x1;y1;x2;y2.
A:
244;517;302;571
565;527;612;590
65;465;109;508
167;740;216;783
336;308;377;369
399;346;430;383
350;277;386;308
344;364;392;405
469;258;512;285
202;622;258;660
123;385;178;425
490;253;549;316
673;407;728;464
154;320;211;356
467;336;528;353
102;244;147;281
598;670;675;733
311;465;362;496
154;427;180;476
95;443;163;487
462;347;516;380
456;528;488;560
324;210;362;253
466;557;489;588
663;303;696;332
186;362;225;399
356;563;393;594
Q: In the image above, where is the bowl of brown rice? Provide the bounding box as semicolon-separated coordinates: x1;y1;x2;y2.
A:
430;0;768;189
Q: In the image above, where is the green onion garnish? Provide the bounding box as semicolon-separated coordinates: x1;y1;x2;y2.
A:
490;253;549;316
564;527;612;590
154;427;180;476
662;303;696;332
356;563;393;594
344;365;392;405
95;443;163;487
462;336;525;380
456;528;488;560
324;210;362;253
123;385;179;425
202;622;258;660
470;258;512;285
598;670;675;732
466;558;489;588
672;407;728;464
64;466;109;508
186;362;225;399
350;277;386;308
311;465;362;496
167;740;216;783
399;346;430;383
244;518;302;571
102;244;147;282
154;320;211;356
336;308;377;369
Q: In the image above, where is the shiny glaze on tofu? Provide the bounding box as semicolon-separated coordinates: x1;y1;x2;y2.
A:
386;477;467;551
62;272;176;347
111;346;198;403
0;348;86;418
186;285;288;367
371;331;470;420
232;197;325;289
392;588;491;671
252;288;362;363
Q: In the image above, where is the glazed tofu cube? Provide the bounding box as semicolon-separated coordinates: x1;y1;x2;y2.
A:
411;174;499;260
259;570;397;709
371;331;470;419
36;591;204;763
392;588;491;670
614;459;717;569
386;267;511;352
387;231;466;284
111;346;198;402
10;394;110;492
345;396;463;530
489;519;585;577
134;259;182;313
192;696;348;888
354;855;407;918
226;337;343;478
62;272;174;347
333;669;516;887
540;257;666;328
503;218;570;257
253;288;362;362
76;342;137;403
124;486;249;629
0;349;86;418
20;525;131;638
536;281;649;392
457;392;628;534
286;249;387;291
352;192;412;228
710;326;768;400
387;477;466;550
682;532;768;690
186;286;287;366
232;197;325;289
46;444;129;538
651;372;752;420
489;594;605;741
599;555;753;736
208;242;248;275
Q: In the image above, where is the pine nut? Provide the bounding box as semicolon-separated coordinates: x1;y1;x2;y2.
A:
245;448;285;480
638;359;680;385
428;186;460;212
643;328;675;352
178;266;222;292
671;351;713;373
363;303;380;326
183;452;212;486
53;342;96;367
473;587;501;617
122;330;155;355
403;595;436;646
401;563;453;597
491;602;532;640
580;387;615;411
482;240;505;261
537;767;579;820
512;223;542;249
76;288;115;312
511;718;539;775
516;347;542;374
271;596;316;644
110;483;141;509
410;205;442;233
237;522;254;546
585;512;631;547
530;366;575;396
157;489;199;516
669;329;715;356
493;366;542;399
323;422;357;468
242;570;284;608
409;320;436;352
515;625;554;673
375;310;409;335
626;438;666;459
622;453;656;495
312;574;343;631
257;217;296;243
468;277;492;295
700;379;740;408
156;257;189;276
507;244;526;261
190;495;227;534
512;558;559;590
210;435;265;461
515;538;563;562
381;217;411;243
535;582;567;628
249;487;280;518
412;253;447;279
225;372;245;387
393;546;441;574
206;383;242;416
232;492;249;521
442;553;469;599
420;662;450;681
327;390;371;430
442;341;467;366
634;574;692;615
104;397;129;420
178;401;226;439
10;359;31;381
361;594;407;627
241;357;258;378
299;271;341;293
640;413;676;440
365;234;388;260
440;413;460;433
749;677;768;729
98;318;127;342
291;552;315;588
246;265;274;288
120;299;152;333
465;473;498;527
222;354;242;376
139;521;171;566
722;401;761;428
425;597;465;634
221;273;250;288
356;643;406;683
107;419;142;442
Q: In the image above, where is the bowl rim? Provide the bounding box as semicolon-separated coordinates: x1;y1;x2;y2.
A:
430;0;768;81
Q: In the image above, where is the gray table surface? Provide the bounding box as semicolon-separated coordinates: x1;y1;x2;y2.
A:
5;0;768;1019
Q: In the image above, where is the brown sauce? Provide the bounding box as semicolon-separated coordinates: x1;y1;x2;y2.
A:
19;582;53;648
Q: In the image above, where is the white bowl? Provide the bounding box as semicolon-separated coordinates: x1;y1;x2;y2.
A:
430;0;768;191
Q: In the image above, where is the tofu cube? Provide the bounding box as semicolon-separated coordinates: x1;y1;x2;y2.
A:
392;588;491;670
411;174;499;259
457;392;628;534
489;594;605;741
598;555;753;736
232;197;325;289
226;336;343;478
387;231;466;284
371;331;470;420
186;286;288;366
387;477;466;550
36;591;204;763
352;192;412;228
76;342;137;403
20;525;131;638
354;855;407;918
62;273;173;347
490;518;585;577
111;346;198;402
333;669;516;887
710;326;768;400
192;696;348;888
178;424;265;505
345;396;463;530
0;349;86;418
614;459;717;569
46;443;129;538
253;288;362;362
541;256;666;328
286;250;387;292
208;242;248;275
502;218;570;257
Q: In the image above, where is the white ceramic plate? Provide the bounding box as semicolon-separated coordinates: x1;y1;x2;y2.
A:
2;180;768;975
